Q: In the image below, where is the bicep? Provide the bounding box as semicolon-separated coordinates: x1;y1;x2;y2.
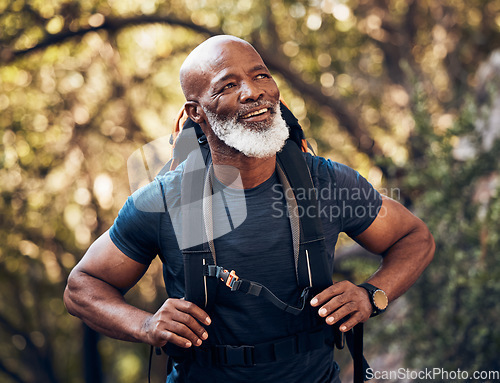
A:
73;230;149;291
353;195;424;255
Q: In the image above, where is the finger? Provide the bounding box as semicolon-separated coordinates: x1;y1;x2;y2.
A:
323;302;357;326
157;330;194;348
171;310;209;342
167;320;206;347
337;312;365;332
317;293;349;318
174;299;212;325
310;283;343;307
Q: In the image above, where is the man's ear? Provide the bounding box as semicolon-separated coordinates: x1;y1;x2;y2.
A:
184;101;206;125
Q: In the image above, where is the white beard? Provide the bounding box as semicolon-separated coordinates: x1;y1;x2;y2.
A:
203;103;289;158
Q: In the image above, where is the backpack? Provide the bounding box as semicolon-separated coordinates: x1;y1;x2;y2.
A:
153;101;368;383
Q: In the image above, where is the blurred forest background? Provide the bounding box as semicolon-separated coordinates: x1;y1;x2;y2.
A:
1;0;500;382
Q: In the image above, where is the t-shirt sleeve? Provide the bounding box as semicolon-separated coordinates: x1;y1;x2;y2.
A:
109;180;164;265
333;162;382;236
308;154;382;237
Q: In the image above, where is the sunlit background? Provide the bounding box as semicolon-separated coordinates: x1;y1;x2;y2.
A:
1;0;500;382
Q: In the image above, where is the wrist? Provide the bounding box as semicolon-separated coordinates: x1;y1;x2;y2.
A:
139;313;157;345
358;283;388;317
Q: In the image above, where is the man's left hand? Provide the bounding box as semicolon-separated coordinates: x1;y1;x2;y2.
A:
310;281;372;332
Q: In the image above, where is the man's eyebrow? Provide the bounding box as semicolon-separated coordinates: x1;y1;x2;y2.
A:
251;64;270;72
213;73;236;87
212;64;270;88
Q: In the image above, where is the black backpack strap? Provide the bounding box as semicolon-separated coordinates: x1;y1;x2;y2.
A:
276;140;332;289
179;140;216;309
160;142;214;359
345;323;370;382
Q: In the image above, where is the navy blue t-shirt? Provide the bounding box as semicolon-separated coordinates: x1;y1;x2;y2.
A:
110;152;382;383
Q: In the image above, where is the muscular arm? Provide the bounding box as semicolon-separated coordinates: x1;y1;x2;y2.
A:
311;195;435;331
354;196;435;301
63;230;211;348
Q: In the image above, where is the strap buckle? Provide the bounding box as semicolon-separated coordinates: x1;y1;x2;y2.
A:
217;268;239;288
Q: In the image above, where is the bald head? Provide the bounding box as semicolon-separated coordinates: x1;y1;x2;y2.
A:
178;35;285;160
179;35;261;101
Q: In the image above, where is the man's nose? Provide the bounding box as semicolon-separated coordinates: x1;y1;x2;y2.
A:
239;80;264;103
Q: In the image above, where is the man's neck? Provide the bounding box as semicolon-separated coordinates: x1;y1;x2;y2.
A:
211;148;276;190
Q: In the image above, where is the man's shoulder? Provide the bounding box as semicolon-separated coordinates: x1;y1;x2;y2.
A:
131;163;184;214
302;151;355;181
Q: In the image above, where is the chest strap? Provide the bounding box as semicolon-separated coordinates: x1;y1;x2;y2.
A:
204;265;310;316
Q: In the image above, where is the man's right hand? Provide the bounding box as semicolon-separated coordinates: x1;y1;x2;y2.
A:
143;298;211;348
64;231;211;348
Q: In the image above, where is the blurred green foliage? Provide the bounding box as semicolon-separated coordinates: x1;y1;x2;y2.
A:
1;0;500;382
394;88;500;376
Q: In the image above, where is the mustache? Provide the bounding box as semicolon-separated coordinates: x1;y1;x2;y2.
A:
235;100;277;119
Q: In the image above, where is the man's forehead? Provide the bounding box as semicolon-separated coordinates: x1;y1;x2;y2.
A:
180;36;266;98
204;41;264;71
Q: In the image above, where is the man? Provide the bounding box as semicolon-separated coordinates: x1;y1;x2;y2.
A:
64;35;435;382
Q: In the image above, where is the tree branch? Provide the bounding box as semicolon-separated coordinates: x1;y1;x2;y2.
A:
3;15;221;63
4;15;382;159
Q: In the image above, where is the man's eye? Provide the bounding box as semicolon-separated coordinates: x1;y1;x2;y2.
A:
222;83;235;91
256;74;269;79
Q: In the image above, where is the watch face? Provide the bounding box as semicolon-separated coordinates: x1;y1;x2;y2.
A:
373;290;388;310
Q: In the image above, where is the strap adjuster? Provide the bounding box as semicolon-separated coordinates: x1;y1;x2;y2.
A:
204;265;240;289
218;268;239;288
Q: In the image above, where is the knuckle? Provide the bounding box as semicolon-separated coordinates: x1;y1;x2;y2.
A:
156;309;168;319
190;334;201;344
181;312;199;328
171;321;186;334
348;315;357;325
162;298;177;311
156;312;171;325
189;316;202;330
164;331;173;341
346;302;357;312
337;295;346;305
165;298;174;306
175;311;190;323
339;280;351;289
153;321;162;333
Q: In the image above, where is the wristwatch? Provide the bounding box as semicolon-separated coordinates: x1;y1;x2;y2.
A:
358;283;388;317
